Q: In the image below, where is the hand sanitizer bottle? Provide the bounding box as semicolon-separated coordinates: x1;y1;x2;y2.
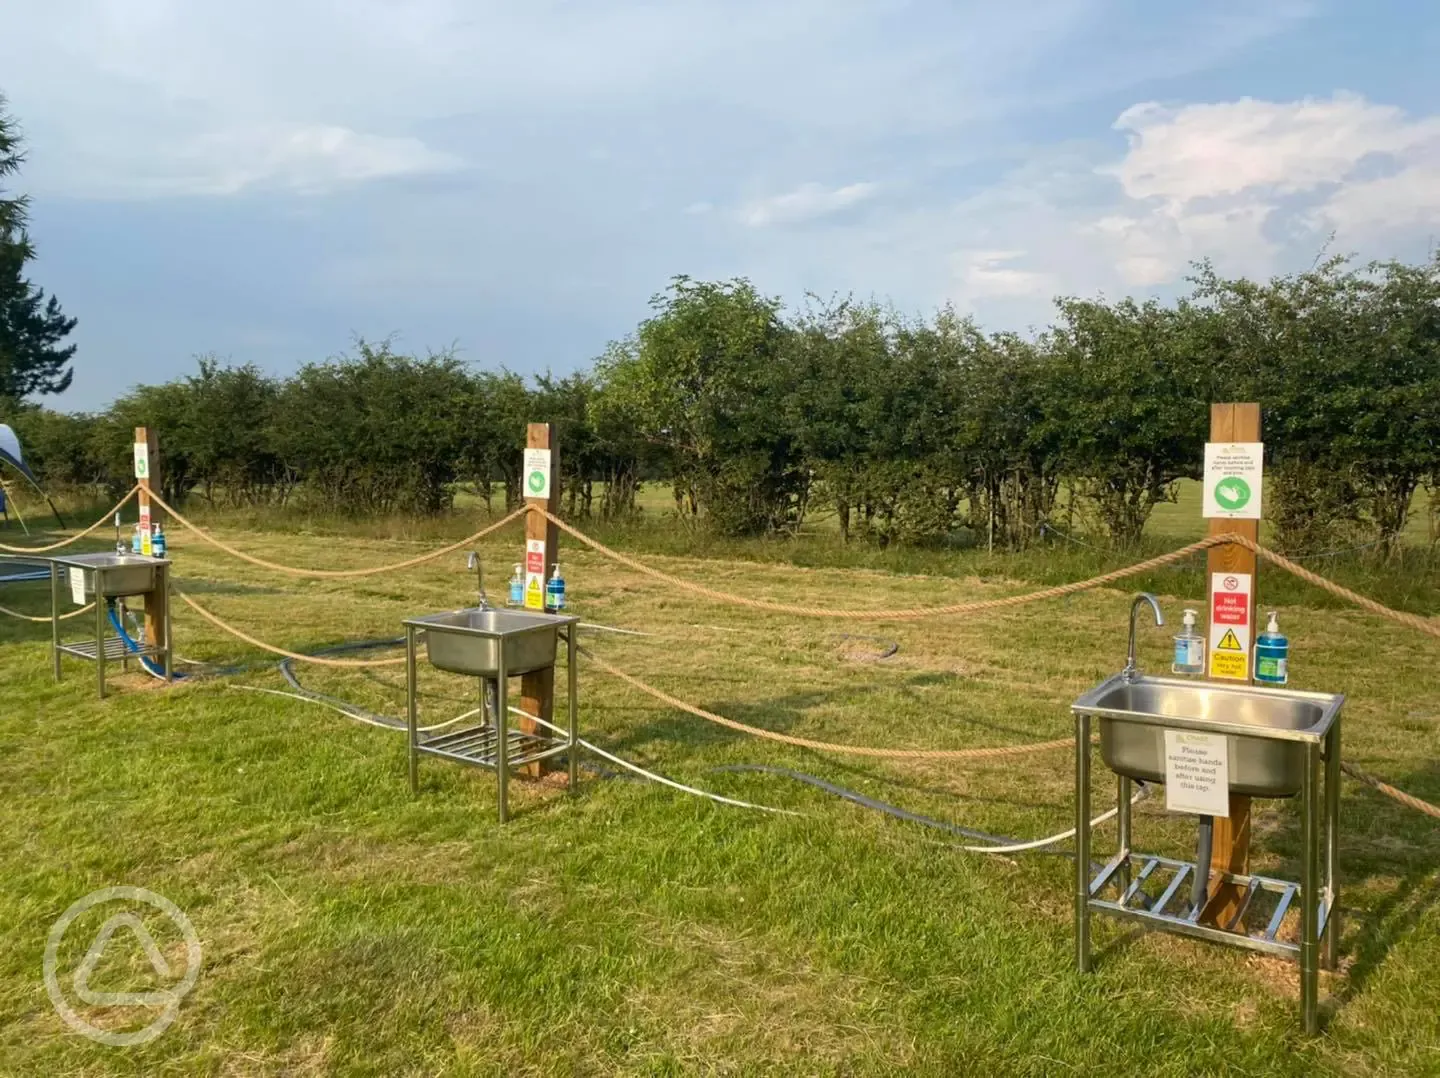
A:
508;564;524;606
545;564;566;611
1254;611;1289;685
1172;608;1205;675
152;523;167;558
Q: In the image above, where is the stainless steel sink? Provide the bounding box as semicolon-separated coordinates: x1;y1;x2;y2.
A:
1072;673;1344;798
53;552;165;597
404;607;577;678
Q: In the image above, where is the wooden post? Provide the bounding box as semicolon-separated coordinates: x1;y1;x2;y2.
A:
134;426;168;654
520;422;559;777
1202;402;1259;926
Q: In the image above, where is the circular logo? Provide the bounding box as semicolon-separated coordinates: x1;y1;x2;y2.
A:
1223;575;1239;591
527;470;545;494
1213;476;1251;511
44;886;201;1047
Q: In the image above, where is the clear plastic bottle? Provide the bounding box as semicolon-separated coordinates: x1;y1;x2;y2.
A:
508;564;524;606
1172;608;1205;675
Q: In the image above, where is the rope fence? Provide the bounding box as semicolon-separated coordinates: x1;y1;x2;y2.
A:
0;486;139;554
172;587;407;667
147;492;527;578
3;493;1434;818
577;644;1076;761
0;601;94;623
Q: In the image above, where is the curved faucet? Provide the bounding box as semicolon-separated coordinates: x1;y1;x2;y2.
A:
1123;592;1164;682
466;551;489;610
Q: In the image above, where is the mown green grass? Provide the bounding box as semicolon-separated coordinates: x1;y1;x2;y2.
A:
0;505;1437;1075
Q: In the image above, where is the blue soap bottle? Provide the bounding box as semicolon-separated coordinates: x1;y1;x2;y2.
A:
1254;611;1288;685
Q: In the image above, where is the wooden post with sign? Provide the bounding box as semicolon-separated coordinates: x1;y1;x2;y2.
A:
519;422;559;777
1201;402;1260;926
134;426;170;669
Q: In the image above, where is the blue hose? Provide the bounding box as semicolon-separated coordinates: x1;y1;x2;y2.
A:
106;602;185;680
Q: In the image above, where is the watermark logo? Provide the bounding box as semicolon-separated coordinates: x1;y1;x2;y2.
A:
44;886;201;1046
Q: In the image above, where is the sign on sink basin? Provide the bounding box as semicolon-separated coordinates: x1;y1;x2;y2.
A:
1164;730;1230;816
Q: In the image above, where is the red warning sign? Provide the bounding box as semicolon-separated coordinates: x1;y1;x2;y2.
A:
525;538;545;575
1208;571;1253;681
1212;590;1248;625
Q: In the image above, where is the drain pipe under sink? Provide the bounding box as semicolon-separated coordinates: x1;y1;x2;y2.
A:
1192;814;1215;913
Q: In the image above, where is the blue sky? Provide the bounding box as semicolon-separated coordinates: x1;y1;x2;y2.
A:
3;0;1439;411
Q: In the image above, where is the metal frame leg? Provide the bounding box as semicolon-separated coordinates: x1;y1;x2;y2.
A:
50;563;61;682
566;627;578;795
1076;712;1092;973
1300;740;1321;1034
1117;774;1132;895
95;580;106;700
1323;720;1341;971
496;654;509;824
406;627;419;795
161;566;173;683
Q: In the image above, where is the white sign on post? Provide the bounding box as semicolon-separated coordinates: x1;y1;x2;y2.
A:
1203;442;1263;519
133;441;150;480
523;448;552;500
524;538;546;610
70;568;87;606
1208;571;1252;681
1164;730;1231;817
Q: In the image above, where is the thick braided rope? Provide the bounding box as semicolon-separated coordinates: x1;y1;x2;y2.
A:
147;492;527;579
1342;761;1440;820
0;487;140;553
539;507;1224;619
173;587;406;667
578;645;1075;760
1230;535;1440;640
0;601;95;623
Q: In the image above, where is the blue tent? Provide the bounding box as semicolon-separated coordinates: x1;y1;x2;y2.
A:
0;423;67;530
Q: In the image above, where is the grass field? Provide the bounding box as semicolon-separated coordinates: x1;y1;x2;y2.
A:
0;495;1438;1075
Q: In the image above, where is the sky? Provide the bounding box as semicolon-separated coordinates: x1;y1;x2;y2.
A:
3;0;1439;411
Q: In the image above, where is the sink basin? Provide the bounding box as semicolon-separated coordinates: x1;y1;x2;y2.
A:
1072;673;1344;798
53;553;166;598
404;607;577;678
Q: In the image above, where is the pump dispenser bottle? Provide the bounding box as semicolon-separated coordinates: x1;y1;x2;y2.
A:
1172;608;1205;675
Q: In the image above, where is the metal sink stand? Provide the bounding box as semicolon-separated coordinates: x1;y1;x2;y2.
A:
405;621;579;823
1074;708;1341;1034
49;557;172;699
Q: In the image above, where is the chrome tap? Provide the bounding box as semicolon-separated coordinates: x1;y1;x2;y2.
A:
1123;592;1164;682
467;551;489;610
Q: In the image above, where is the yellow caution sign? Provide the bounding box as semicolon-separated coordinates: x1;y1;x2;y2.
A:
524;574;544;610
1210;651;1248;679
1216;628;1243;652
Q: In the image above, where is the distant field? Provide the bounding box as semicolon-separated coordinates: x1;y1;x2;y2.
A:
0;495;1438;1074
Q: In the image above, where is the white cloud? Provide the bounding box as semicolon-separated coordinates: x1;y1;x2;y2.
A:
954;250;1052;298
737;182;880;228
1084;93;1440;287
1108;94;1440;202
162;124;462;197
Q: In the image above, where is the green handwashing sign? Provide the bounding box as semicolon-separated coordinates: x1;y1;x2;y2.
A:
1213;476;1251;511
1202;442;1263;520
527;470;545;493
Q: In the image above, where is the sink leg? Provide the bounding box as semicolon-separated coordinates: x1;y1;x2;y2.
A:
566;627;578;795
95;587;106;700
1301;739;1321;1034
406;627;418;795
496;654;509;824
50;564;61;682
1076;712;1092;973
1117;774;1132;895
1323;720;1341;971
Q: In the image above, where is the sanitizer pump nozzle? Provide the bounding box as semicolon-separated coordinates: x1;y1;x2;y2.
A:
1172;608;1205;675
